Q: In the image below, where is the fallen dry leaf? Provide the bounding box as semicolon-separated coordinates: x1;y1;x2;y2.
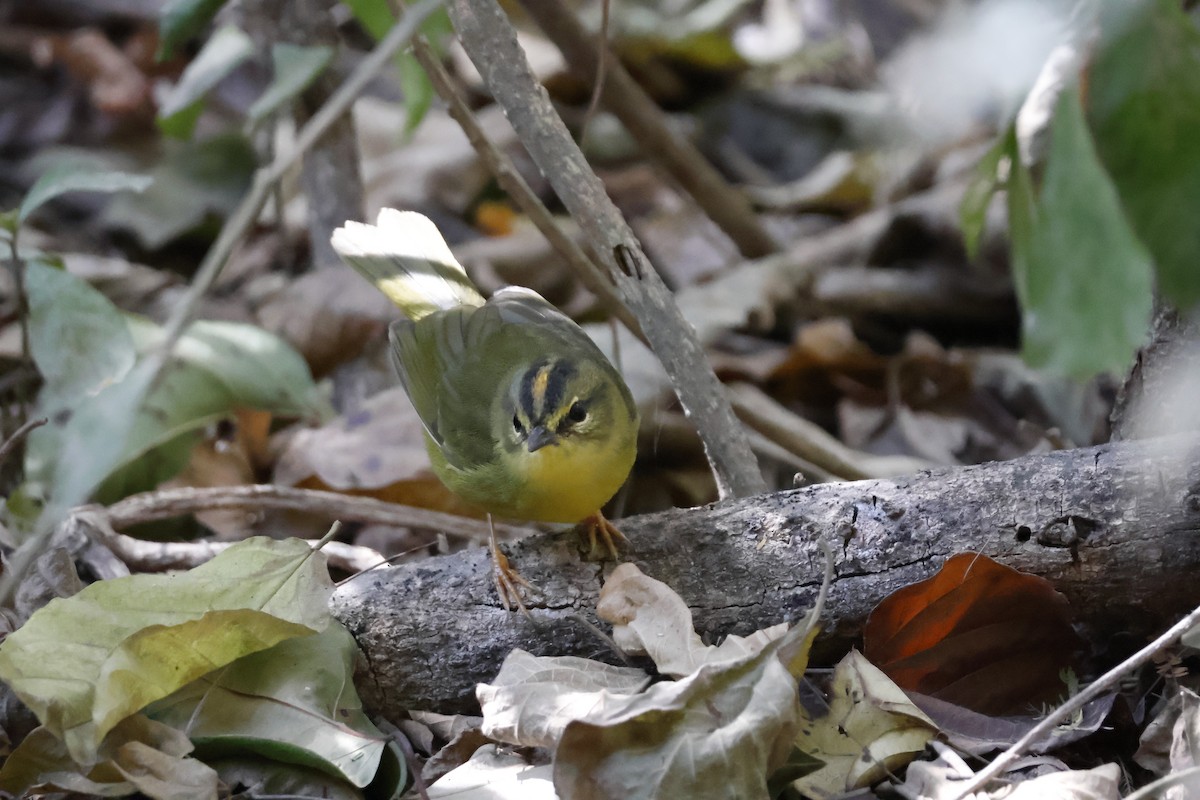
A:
477;565;822;800
477;650;648;749
273;387;474;517
597;562;789;678
792;650;936;798
863;552;1081;715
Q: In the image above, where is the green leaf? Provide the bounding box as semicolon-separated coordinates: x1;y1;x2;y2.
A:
0;537;333;765
959;134;1008;261
247;44;335;124
158;0;231;60
158;25;255;139
1089;0;1200;308
342;1;452;133
342;0;394;39
104;133;256;250
25;260;137;413
149;625;395;789
27;314;326;505
397;52;434;136
1007;89;1154;376
18;162;151;224
30;359;159;515
176;320;328;416
97;317;327;502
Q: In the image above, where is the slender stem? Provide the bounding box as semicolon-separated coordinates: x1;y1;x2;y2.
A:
0;416;46;465
5;236;31;421
1123;764;1200;800
409;34;645;342
102;483;529;541
952;601;1200;798
449;0;765;499
0;2;445;607
149;0;445;373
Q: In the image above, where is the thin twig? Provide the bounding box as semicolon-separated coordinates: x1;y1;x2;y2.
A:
1122;764;1200;800
576;0;610;147
4;236;32;421
951;601;1200;798
148;0;445;376
0;1;447;608
103;484;531;542
449;0;765;499
92;522;387;574
516;0;780;259
0;416;46;466
408;34;645;343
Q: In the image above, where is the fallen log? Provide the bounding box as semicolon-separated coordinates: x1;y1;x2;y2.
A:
332;434;1200;715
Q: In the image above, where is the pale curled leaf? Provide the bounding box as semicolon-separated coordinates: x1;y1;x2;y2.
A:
1006;763;1121;800
553;639;806;800
597;562;789;678
478;650;648;748
0;715;217;800
480;567;821;799
0;537;332;764
427;745;557;799
898;744;1119;800
793;650;936;797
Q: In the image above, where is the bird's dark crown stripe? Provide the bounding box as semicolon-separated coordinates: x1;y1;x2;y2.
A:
518;358;576;422
519;359;550;420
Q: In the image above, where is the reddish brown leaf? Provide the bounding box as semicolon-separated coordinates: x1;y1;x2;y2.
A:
863;553;1081;715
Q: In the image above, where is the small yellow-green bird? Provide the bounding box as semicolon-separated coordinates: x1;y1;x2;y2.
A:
332;209;638;610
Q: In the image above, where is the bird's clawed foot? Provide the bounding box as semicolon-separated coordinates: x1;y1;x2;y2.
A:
577;511;629;561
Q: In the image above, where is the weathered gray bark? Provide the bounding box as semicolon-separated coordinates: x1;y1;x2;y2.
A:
332;434;1200;716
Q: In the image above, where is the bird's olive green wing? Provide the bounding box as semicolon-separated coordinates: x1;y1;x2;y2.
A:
388;287;613;470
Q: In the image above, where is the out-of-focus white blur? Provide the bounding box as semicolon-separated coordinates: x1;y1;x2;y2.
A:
883;0;1072;145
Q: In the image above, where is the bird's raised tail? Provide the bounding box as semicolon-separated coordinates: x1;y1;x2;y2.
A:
331;208;485;320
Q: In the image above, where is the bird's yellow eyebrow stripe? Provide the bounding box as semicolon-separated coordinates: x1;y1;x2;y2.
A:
531;363;552;412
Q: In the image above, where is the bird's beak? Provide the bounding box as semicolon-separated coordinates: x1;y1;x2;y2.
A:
526;425;558;452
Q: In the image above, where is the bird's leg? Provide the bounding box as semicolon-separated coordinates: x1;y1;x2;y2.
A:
488;514;533;612
577;511;629;561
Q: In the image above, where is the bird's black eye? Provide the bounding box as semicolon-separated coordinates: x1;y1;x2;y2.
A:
513;414;524;434
566;401;588;424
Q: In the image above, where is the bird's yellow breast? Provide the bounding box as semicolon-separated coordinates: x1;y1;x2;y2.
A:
510;432;635;523
432;426;635;525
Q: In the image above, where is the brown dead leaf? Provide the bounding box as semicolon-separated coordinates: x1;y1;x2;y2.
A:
863;553;1081;715
273;387;476;518
256;269;393;379
160;410;271;539
32;29;152;117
